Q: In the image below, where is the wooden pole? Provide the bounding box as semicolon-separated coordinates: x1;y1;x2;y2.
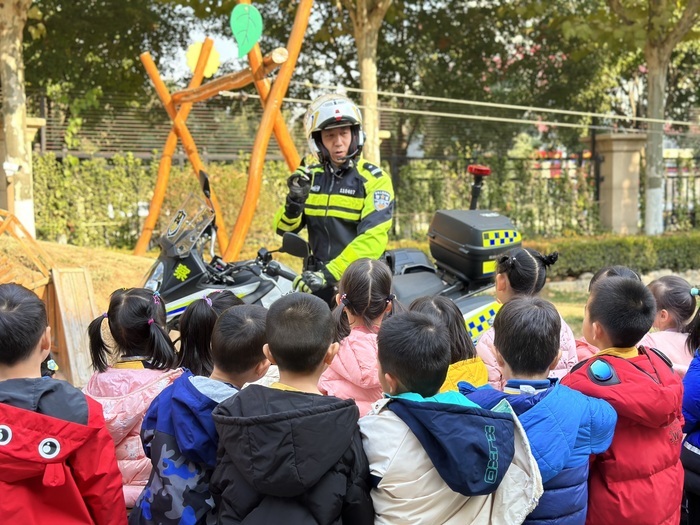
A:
134;39;213;255
170;48;288;106
139;48;230;253
223;0;312;261
245;13;301;172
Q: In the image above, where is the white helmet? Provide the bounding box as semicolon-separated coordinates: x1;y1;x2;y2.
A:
304;94;365;163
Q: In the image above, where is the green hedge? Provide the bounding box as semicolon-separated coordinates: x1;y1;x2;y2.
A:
33;153;290;254
526;232;700;278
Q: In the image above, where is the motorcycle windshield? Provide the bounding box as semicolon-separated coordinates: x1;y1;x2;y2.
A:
162;194;215;256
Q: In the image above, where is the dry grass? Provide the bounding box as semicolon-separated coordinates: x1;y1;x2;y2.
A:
0;237;155;312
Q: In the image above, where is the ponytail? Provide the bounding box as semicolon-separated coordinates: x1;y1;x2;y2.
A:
88;314;111;373
686;309;700;356
496;248;557;296
333;259;400;341
178;291;244;375
92;287;178;372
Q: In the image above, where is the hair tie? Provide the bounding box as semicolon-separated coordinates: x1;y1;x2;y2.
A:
204;295;213;307
147;318;154;326
340;293;351;307
153;291;161;305
692;287;699;297
386;293;395;303
102;312;108;318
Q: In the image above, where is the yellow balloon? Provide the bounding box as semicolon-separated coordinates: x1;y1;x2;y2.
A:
186;42;221;78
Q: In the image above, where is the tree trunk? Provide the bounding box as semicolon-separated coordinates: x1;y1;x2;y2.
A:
355;23;381;164
644;47;668;235
0;0;34;234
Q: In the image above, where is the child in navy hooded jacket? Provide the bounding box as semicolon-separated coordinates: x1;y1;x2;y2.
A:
462;297;616;525
129;305;270;525
360;312;543;525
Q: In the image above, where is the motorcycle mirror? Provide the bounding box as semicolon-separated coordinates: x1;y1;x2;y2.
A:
280;232;310;259
199;170;212;199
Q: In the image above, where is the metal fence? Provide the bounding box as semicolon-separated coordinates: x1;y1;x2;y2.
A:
663;156;700;230
386;155;601;239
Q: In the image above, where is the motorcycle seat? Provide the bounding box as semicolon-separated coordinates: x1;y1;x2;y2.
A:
392;272;447;305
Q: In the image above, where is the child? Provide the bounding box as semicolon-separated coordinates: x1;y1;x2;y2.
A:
319;258;399;414
360;311;542;524
0;283;126;524
129;305;269;525
646;275;696;376
84;288;183;508
561;276;684;525
461;297;617;524
682;308;700;523
476;248;577;389
575;265;644;361
210;293;374;523
177;290;244;376
409;295;488;391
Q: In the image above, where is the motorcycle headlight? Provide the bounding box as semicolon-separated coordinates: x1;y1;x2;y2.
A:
143;261;164;292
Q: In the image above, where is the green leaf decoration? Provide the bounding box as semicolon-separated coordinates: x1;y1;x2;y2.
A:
230;4;263;58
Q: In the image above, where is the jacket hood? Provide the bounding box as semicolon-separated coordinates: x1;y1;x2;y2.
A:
387;397;516;496
567;348;682;428
83;367;181;442
145;371;237;467
0;379;98;484
462;382;589;483
212;384;360;497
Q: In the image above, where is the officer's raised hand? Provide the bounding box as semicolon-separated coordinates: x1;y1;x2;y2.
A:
285;165;311;218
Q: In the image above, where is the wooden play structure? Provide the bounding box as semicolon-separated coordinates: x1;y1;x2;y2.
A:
0;210;97;386
134;0;313;261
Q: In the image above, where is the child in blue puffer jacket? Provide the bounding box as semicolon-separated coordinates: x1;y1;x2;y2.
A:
681;306;700;523
461;296;617;525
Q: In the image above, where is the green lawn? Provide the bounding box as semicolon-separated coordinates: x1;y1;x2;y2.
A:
541;287;588;338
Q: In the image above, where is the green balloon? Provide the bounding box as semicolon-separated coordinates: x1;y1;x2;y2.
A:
230;4;263;58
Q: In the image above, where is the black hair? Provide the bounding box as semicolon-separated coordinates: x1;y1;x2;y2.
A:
266;293;333;373
88;288;177;373
496;247;558;296
409;295;476;363
377;312;451;397
0;283;48;366
588;265;641;292
211;304;267;375
687;310;700;356
588;277;656;348
493;297;561;376
648;275;696;331
332;258;402;340
178;291;244;375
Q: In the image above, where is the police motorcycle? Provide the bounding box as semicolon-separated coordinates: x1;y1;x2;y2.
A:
142;170;307;326
384;165;521;342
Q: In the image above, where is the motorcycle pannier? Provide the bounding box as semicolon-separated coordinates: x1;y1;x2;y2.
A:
428;210;521;283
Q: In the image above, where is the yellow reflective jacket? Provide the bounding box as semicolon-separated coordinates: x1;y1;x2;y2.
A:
273;157;394;281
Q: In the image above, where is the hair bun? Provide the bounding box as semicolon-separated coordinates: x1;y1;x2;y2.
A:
542;251;559;267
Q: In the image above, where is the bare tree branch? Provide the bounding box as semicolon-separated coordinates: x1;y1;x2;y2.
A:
606;0;636;25
339;0;357;27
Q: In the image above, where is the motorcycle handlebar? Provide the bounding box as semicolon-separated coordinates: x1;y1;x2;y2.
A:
266;261;297;282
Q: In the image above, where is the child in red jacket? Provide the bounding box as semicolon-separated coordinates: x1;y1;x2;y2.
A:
561;276;684;525
0;283;126;525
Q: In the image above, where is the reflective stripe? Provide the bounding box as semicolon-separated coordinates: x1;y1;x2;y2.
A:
306;193;365;211
277;220;301;232
305;207;361;221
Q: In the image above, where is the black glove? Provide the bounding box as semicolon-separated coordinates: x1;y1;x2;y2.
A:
285;166;311;218
293;271;327;293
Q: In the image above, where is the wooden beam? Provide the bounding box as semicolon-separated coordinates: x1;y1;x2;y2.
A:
170;48;288;106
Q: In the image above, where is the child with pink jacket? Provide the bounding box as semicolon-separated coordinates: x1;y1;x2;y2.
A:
319;258;401;415
476;248;577;390
646;275;697;376
83;288;182;507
